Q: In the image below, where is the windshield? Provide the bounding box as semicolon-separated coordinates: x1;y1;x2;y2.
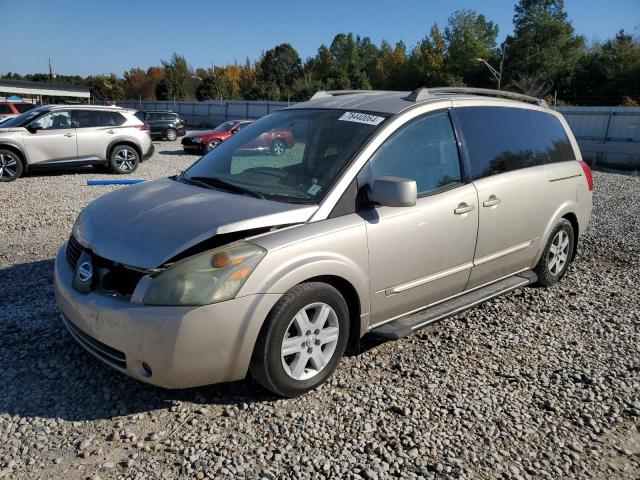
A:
183;109;388;203
212;121;237;132
0;108;43;128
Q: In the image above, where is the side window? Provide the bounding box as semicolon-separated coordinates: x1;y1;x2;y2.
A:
134;111;145;122
455;107;574;179
34;111;72;130
369;111;462;196
236;122;251;131
109;112;126;126
0;105;12;114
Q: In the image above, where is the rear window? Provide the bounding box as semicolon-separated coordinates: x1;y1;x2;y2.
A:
0;104;12;114
73;110;127;127
455;107;574;179
15;104;35;113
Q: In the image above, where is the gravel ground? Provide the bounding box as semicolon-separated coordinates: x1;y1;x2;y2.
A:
0;141;638;480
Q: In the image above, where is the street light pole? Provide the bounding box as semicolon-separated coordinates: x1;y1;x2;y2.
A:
477;43;506;90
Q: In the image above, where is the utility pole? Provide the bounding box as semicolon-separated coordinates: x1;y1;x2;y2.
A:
498;43;506;91
48;59;53;83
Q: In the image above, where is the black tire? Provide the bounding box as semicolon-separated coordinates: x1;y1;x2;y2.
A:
109;145;139;174
271;138;287;156
165;128;178;141
0;148;23;182
204;139;221;153
250;282;350;397
534;218;575;287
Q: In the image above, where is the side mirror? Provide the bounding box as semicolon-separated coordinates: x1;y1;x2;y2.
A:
27;122;44;133
367;176;417;207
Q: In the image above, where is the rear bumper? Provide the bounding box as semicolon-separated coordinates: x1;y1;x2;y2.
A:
142;143;155;160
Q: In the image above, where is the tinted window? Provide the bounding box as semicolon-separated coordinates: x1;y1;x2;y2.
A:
73;110;126;127
456;107;574;179
369;111;462;195
15;104;35;113
0;105;11;114
159;113;177;121
134;111;145;121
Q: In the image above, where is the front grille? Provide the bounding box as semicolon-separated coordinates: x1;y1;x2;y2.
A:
61;314;127;370
66;235;84;269
65;235;147;297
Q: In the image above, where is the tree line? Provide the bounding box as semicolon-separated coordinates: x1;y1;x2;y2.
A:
3;0;639;106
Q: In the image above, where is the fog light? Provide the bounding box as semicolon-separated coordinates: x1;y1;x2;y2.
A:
140;362;153;378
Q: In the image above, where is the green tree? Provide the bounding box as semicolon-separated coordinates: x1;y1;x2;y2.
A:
155;53;194;101
572;31;640;105
444;10;499;87
409;24;459;88
503;0;585;94
257;43;303;100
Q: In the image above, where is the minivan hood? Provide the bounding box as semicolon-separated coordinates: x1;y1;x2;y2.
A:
73;178;317;268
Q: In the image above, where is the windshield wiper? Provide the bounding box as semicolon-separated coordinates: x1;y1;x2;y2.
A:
188;176;265;199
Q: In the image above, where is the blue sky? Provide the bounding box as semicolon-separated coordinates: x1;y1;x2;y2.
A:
1;0;638;76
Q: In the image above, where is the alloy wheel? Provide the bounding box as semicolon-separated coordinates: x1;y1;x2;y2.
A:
272;139;286;156
166;129;177;141
548;229;570;275
0;152;18;179
280;302;340;381
114;148;136;171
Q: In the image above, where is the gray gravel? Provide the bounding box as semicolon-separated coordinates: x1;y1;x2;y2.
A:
0;143;639;479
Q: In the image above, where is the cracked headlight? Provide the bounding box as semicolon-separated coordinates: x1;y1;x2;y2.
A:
143;241;266;306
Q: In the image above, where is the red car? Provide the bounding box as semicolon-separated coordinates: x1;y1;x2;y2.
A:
182;119;294;155
0;102;36;123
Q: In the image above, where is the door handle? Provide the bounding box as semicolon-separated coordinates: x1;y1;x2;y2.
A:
63;133;74;137
483;195;502;207
107;130;116;134
454;203;475;215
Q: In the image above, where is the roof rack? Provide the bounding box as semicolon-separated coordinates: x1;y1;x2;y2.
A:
405;86;548;107
310;90;383;100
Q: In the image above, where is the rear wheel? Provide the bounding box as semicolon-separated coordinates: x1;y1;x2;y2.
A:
165;128;178;141
0;149;23;182
205;139;221;152
271;138;287;156
534;218;575;287
250;282;349;397
109;145;139;174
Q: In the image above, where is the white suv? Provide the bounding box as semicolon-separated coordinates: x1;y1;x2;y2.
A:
0;105;154;181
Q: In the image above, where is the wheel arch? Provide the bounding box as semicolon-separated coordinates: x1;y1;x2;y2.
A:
107;139;142;162
299;274;363;354
562;212;580;262
535;202;582;266
0;143;28;171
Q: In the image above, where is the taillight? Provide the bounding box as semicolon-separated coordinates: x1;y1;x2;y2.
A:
578;160;593;191
137;122;150;131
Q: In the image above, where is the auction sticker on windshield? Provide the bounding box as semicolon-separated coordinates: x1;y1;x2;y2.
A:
338;112;385;126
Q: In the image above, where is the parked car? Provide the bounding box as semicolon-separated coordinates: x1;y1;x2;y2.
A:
0;101;37;122
0;105;153;181
182;119;295;156
134;110;186;141
181;119;254;154
55;88;593;397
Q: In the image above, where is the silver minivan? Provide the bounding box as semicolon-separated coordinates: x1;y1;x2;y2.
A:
54;88;593;396
0;105;154;181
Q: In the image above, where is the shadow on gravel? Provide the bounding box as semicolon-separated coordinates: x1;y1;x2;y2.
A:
23;166;98;177
0;259;276;422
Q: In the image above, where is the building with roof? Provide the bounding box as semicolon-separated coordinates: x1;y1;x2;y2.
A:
0;78;90;104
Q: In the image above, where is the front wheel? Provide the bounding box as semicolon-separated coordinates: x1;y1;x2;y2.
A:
534;218;575;287
250;282;350;397
165;128;178;141
0;149;23;182
110;145;139;174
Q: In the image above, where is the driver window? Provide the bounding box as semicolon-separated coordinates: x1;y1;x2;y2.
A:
34;111;73;130
369;111;462;196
